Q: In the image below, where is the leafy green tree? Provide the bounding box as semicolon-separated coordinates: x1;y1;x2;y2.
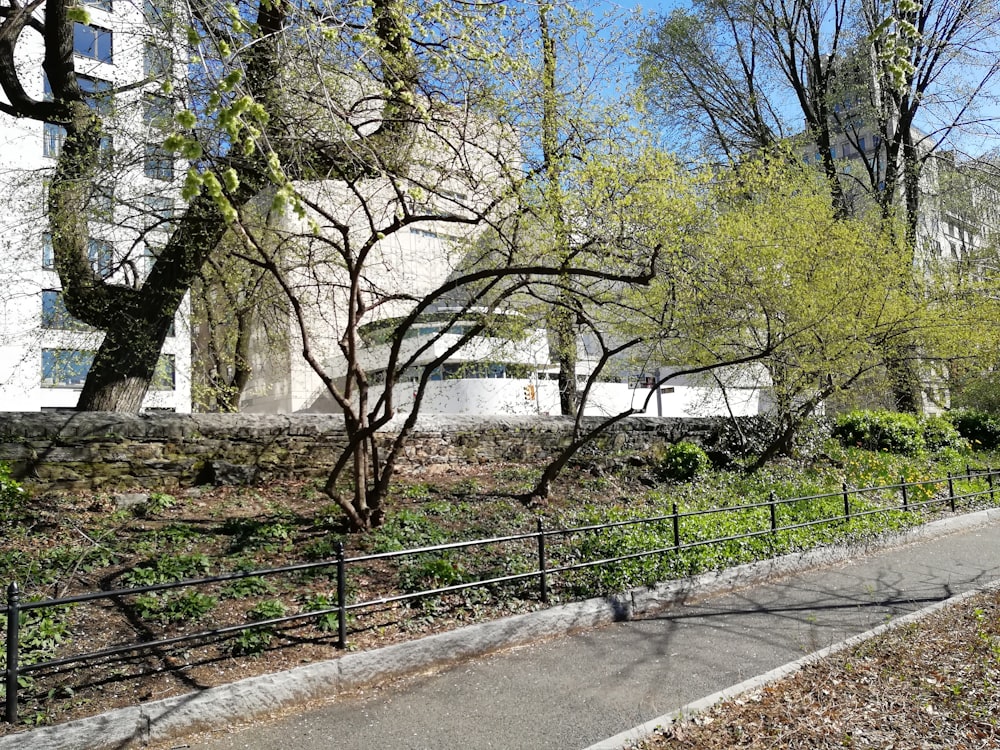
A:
483;1;644;417
639;0;1000;413
566;152;948;469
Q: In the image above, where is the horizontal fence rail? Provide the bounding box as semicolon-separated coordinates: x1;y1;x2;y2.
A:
3;466;998;724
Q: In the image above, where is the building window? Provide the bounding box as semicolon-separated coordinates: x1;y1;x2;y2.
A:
144;144;174;181
89;184;114;221
143;94;173;130
80;75;113;114
44;123;112;163
44;74;113;114
151;354;176;391
144;42;172;78
41;290;90;330
43;123;66;158
98;134;114;169
42;233;54;269
142;241;161;274
82;0;112;10
858;137;866;153
88;238;114;277
74;23;113;63
41;349;95;388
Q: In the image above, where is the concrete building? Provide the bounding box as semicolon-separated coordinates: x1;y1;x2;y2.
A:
0;0;191;411
233;102;773;419
803;49;999;269
236;100;522;415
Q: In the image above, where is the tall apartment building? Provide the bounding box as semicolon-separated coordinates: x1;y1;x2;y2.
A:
0;0;191;411
803;50;998;267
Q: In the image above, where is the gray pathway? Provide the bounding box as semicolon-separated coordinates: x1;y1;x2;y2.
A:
182;518;1000;750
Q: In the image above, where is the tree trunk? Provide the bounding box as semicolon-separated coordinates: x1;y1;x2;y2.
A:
886;354;921;413
549;304;578;415
539;6;577;416
76;325;165;411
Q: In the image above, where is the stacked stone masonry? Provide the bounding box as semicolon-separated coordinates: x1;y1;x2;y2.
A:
0;412;731;491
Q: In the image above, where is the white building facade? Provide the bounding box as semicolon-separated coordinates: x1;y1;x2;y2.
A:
0;0;191;411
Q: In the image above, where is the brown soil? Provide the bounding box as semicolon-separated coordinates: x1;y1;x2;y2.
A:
1;467;550;735
629;588;1000;749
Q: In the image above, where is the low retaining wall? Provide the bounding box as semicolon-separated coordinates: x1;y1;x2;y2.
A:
0;412;742;491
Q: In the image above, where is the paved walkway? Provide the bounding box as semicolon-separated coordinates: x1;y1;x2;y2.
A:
173;514;1000;750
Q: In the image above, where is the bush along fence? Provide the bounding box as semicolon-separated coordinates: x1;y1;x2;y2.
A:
3;466;999;724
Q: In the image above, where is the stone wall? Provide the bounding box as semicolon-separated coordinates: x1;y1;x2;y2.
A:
0;412;736;491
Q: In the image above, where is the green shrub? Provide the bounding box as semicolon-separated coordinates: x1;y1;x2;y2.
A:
951;371;1000;413
247;599;287;621
399;554;468;593
0;604;73;701
951;410;1000;450
301;593;340;632
833;410;923;455
222;517;295;554
226;600;289;656
228;629;273;656
301;535;344;561
920;415;968;452
219;576;274;600
369;509;449;553
120;553;211;587
655;441;711;482
132;492;177;517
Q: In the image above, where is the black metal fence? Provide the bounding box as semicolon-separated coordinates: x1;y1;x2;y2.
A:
3;466;998;724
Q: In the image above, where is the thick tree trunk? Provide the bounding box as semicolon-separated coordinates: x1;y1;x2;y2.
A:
886;355;921;413
76;321;167;411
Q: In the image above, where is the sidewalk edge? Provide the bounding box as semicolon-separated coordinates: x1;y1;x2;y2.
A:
583;573;1000;750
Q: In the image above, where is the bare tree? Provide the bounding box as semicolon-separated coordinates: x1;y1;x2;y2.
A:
640;0;1000;235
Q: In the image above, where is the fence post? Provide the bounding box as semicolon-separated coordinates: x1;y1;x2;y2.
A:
335;542;347;650
948;472;955;512
672;504;680;549
842;482;850;521
768;491;777;532
989;467;995;503
536;518;548;604
900;476;908;512
5;582;19;724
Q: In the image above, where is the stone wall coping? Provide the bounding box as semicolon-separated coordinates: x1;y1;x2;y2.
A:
0;412;721;441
